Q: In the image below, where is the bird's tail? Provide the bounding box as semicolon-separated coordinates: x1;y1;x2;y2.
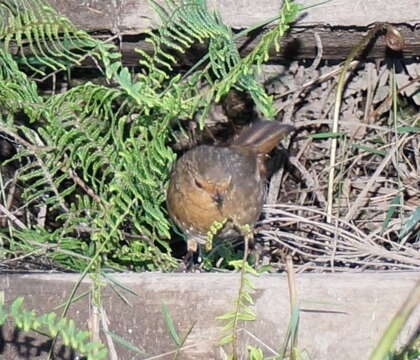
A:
231;121;294;154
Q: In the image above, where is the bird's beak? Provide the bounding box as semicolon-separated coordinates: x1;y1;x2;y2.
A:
212;192;224;209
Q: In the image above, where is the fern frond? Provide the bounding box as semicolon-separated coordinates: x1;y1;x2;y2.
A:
0;0;121;77
138;0;300;122
0;49;44;120
139;0;232;87
243;0;302;69
217;259;258;357
0;297;108;359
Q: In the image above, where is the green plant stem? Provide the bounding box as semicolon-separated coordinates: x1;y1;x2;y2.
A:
390;65;406;244
327;23;386;223
369;281;420;360
286;255;299;360
47;247;102;359
172;320;197;360
230;233;251;360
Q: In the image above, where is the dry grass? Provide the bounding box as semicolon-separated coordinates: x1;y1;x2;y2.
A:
254;59;419;272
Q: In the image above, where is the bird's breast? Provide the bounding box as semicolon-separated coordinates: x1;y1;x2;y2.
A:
167;145;265;239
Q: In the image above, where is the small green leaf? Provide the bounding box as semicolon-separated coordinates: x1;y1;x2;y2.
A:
309;132;345;139
242;292;254;305
352;144;387;156
256;264;273;273
381;195;402;235
161;303;181;346
221;319;235;332
399;207;420;239
248;346;264;360
219;333;234;345
0;310;8;326
216;311;236;320
88;347;108;360
238;312;256;321
10;297;24;315
396;126;420;134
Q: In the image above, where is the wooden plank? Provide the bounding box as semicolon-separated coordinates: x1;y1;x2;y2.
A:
49;0;420;30
44;0;420;63
1;272;419;359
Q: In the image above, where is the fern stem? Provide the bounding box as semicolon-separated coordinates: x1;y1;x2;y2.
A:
326;23;387;223
230;232;251;359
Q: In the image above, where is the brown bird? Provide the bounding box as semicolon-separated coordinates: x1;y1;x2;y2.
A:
167;121;294;249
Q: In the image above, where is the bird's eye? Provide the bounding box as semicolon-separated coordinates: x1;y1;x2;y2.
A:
194;178;204;189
